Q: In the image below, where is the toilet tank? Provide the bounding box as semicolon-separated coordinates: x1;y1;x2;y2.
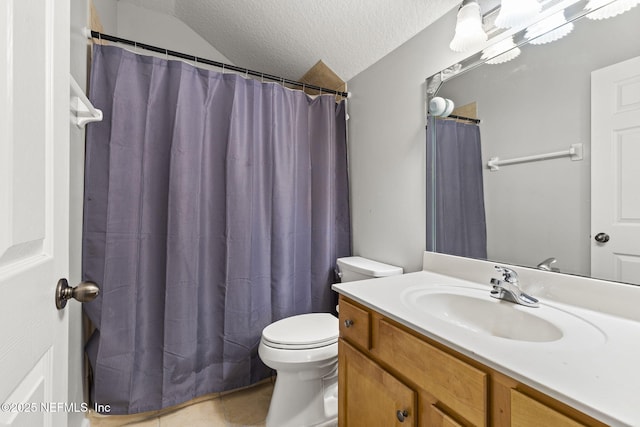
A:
336;256;403;282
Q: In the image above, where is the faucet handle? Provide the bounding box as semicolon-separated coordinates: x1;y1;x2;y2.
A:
537;257;558;272
494;266;518;283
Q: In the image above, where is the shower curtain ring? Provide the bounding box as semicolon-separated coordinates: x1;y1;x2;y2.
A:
222;64;225;74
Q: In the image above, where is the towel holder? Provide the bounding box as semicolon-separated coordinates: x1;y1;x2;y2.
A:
487;143;583;171
70;75;103;128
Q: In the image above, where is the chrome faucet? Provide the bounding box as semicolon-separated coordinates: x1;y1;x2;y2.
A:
490;266;539;308
537;257;559;272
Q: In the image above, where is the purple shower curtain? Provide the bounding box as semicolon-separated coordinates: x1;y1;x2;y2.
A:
426;118;487;259
82;44;350;414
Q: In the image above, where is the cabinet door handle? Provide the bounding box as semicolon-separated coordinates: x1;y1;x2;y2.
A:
396;409;409;422
344;319;354;328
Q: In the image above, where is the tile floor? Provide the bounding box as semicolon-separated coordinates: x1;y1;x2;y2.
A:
86;379;274;427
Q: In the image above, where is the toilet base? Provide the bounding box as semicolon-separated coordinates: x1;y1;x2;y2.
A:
265;365;338;427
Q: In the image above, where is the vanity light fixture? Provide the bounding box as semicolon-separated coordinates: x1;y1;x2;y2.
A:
525;10;575;44
481;36;521;64
585;0;640;19
449;0;488;52
495;0;542;29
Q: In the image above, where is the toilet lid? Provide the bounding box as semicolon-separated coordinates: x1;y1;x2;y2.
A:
262;313;338;350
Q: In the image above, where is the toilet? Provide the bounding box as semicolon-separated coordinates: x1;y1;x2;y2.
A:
258;256;403;427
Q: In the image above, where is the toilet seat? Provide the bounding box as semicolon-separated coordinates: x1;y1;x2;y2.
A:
261;313;338;350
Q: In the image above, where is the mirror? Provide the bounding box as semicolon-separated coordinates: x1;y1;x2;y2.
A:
426;0;640;283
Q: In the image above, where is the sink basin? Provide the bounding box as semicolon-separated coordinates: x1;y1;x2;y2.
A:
401;285;606;344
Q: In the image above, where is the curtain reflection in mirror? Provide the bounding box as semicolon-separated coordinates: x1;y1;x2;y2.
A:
427;117;487;259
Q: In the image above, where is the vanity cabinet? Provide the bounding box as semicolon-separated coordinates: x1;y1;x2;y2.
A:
337;296;607;427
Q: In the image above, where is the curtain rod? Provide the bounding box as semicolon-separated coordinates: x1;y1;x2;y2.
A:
426;113;481;128
86;29;351;99
446;114;481;124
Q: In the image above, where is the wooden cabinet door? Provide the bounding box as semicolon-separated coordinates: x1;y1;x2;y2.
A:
511;389;586;427
427;405;464;427
339;339;417;427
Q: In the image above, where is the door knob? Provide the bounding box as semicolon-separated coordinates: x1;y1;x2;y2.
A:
55;278;100;309
594;232;610;243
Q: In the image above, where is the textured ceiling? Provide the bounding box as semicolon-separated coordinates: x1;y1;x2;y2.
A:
119;0;461;81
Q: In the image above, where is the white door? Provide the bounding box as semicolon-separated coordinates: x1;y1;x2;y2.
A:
591;55;640;285
0;1;71;426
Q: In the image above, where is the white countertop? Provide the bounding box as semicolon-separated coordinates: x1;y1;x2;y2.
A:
333;269;640;426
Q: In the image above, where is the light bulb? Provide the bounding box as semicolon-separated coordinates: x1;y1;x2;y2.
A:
449;1;488;52
495;0;541;29
481;37;521;65
525;11;574;45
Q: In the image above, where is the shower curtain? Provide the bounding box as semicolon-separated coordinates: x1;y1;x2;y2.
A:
426;118;487;259
82;44;351;414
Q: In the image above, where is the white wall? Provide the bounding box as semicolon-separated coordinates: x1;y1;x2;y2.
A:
117;2;232;63
92;0;117;33
90;1;233;64
347;7;465;272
